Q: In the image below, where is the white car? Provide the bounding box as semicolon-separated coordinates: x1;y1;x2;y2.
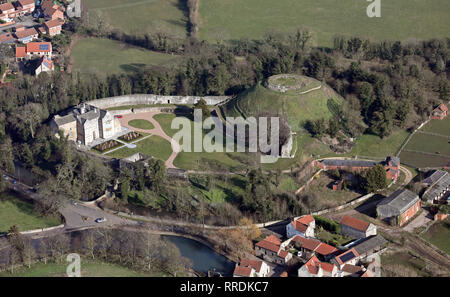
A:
95;217;107;223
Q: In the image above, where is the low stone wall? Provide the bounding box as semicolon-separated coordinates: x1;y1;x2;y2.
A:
19;224;65;235
87;94;231;109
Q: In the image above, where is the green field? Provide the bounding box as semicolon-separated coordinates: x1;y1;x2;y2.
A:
106;135;172;161
223;82;342;131
128;119;155;130
0;193;61;233
0;260;166;277
86;0;188;37
399;151;450;168
404;133;450;156
421;220;450;254
71;38;180;77
198;0;450;47
422;113;450;136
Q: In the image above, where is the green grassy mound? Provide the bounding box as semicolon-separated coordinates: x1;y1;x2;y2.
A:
106;135;172;161
222;79;342;131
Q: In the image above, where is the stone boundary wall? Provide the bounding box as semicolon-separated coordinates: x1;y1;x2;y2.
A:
87;94;231;110
19;224;65;235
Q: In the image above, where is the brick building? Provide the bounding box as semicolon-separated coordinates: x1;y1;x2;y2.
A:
430;104;448;120
255;235;292;265
315;156;400;182
377;189;421;226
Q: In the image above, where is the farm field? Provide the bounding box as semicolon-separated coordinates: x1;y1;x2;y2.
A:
71;38;180;77
106;135;172;161
399;113;450;168
421;113;450;136
86;0;188;38
420;220;450;254
0;260;165;277
198;0;450;47
0;193;61;233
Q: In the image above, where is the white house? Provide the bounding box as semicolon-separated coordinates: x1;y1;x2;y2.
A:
286;214;315;238
233;258;270;277
298;255;338;277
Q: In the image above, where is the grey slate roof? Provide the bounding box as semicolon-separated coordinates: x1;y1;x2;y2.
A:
422;170;447;185
54;114;75;126
321;159;378;168
423;171;450;202
352;235;387;256
377;189;419;217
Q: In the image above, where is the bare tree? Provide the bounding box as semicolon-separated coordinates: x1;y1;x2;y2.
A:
22;238;36;269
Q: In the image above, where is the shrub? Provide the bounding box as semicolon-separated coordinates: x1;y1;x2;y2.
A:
313;215;340;233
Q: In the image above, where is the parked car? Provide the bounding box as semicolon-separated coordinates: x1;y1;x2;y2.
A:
95;217;107;223
115;115;123;118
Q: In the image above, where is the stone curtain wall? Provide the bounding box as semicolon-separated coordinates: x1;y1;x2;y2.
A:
87;94;231;109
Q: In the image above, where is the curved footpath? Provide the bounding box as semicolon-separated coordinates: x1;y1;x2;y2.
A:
119;112;180;169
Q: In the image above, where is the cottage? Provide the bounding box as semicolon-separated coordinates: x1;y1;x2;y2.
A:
331;248;360;269
233;259;270;277
298;255;338;277
286;214;315;238
14;27;38;43
377;189;421;226
422;170;450;204
430;104;448;120
43;18;64;36
15;46;26;61
340;215;377;239
340;264;365;277
41;0;65;20
255;235;292;265
35;56;54;76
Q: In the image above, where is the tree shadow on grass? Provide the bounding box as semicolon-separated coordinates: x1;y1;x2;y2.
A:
119;63;147;74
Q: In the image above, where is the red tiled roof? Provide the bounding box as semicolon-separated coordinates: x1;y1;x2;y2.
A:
439;104;448;112
341;215;370;232
291;235;321;251
319;262;336;273
233;265;253;277
44;18;64;29
0;3;14;12
314;242;338;256
256;236;281;253
15;46;26;58
18;0;35;6
297;214;314;225
239;258;263;273
0;33;14;43
14;27;37;39
292;220;308;233
278;250;289;259
26;42;52;53
305;255;320;275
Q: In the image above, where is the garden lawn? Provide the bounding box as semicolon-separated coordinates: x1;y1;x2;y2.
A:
71;38;180;77
86;0;188;37
0;193;61;233
128;119;155;130
106;135;172;161
198;0;450;47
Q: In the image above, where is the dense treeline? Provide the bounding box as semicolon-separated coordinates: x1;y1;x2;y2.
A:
0;17;448;222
